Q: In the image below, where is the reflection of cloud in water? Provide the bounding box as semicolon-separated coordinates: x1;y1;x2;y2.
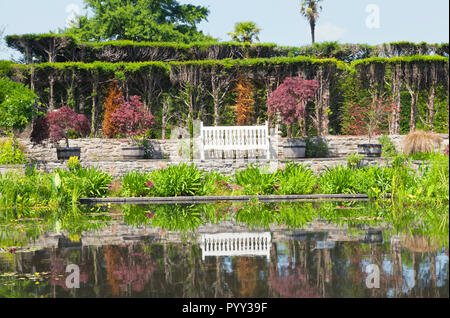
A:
402;266;416;293
222;257;233;273
382;257;393;276
436;252;449;287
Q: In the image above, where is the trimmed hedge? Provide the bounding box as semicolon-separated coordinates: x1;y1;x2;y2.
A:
6;34;449;63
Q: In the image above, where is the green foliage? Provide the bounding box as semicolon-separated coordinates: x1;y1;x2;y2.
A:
56;167;113;199
234;164;280;195
346;152;364;168
305;138;328;158
150;163;205;197
228;22;261;44
275;162;318;195
120;171;152;197
0;77;38;133
349;166;393;198
63;0;214;43
0;138;27;164
67;156;81;171
379;135;398;157
318;165;354;194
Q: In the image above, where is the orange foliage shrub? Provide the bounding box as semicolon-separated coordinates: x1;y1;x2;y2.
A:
235;75;255;125
102;81;123;138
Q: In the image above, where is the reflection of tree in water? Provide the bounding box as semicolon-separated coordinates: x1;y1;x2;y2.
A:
104;245;156;297
236;257;258;297
269;241;321;298
49;249;91;292
268;265;321;298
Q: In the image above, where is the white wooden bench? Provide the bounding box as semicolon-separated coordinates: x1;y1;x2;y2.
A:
199;121;270;160
200;232;271;260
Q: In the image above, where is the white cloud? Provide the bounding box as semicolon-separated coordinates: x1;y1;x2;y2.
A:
316;23;347;42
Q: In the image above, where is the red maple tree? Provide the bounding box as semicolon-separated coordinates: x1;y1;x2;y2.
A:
267;77;319;133
343;96;395;141
47;106;91;147
109;95;155;137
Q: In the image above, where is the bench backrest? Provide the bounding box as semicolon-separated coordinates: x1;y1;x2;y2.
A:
200;121;269;151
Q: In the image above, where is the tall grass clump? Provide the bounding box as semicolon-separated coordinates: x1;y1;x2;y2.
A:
401;130;443;156
275;162;318;195
55;166;113;199
120;171;152;197
318;165;354;194
349;166;394;198
234;164;280;195
0;171;53;210
150;163;205;197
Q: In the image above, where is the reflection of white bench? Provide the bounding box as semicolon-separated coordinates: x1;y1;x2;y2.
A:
200;232;271;261
199;122;270;160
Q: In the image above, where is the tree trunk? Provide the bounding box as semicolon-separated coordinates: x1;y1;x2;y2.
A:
91;78;99;135
213;94;220;126
310;21;316;44
49;75;55;112
427;84;436;132
391;67;402;135
410;92;419;133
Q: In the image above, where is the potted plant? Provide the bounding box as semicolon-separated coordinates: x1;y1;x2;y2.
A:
267;76;319;159
108;95;155;159
346;97;394;158
31;106;91;160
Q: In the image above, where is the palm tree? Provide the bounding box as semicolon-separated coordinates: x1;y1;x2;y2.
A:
300;0;323;44
228;22;262;44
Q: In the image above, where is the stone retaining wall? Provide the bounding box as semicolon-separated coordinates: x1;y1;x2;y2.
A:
16;134;449;162
1;157;395;178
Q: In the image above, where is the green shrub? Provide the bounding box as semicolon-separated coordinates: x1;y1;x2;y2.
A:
234;164;280;195
318;165;354;194
350;166;393;198
305;138;328;158
0;172;53;209
276;162;318;195
379;135;398;157
121;170;152;197
57;167;112;199
346;152;364;169
0;138;27;164
67;156;82;171
150;163;204;197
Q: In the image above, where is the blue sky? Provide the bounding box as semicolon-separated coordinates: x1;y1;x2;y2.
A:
0;0;449;60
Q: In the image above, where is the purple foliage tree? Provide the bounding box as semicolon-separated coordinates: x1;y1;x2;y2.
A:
110;95;155;137
267;77;319;136
46;106;91;147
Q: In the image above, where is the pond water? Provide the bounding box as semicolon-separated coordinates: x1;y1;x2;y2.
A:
0;202;448;298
